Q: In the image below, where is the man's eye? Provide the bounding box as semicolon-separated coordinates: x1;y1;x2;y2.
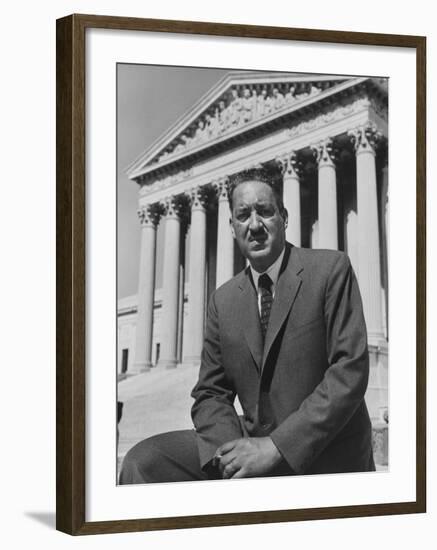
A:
236;212;249;221
257;207;274;217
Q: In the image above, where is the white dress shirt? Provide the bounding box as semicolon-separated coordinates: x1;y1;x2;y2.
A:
249;247;285;316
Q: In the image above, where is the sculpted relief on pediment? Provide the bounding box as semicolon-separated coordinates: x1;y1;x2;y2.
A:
130;75;387;182
149;80;329;167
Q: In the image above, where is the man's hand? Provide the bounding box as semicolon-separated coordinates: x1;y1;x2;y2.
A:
213;437;282;479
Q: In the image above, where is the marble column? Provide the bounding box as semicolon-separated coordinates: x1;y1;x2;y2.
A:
349;123;384;342
311;220;319;249
313;139;338;250
381;163;389;340
215;177;234;288
183;186;208;364
176;248;186;363
345;210;359;277
157;196;182;369
381;164;389;275
277;151;301;246
132;204;161;372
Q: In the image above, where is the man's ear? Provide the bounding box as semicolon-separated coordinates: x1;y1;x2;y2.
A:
282;208;289;229
229;217;236;239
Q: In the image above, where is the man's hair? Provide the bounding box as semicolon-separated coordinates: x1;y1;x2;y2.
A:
227;168;285;215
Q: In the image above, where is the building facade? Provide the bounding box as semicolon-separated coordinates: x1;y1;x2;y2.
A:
118;71;388;423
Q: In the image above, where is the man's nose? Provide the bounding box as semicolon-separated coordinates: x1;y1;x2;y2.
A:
248;211;263;232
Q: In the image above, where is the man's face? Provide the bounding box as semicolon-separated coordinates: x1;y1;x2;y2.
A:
230;180;288;273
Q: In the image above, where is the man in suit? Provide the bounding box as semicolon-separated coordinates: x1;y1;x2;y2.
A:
119;169;374;484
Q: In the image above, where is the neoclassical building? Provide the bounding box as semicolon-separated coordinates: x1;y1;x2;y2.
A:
118;71;388;422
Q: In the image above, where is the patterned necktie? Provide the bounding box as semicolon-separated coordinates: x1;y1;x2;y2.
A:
258;273;273;342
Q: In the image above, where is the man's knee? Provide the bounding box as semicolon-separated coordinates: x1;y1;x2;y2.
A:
119;430;203;484
119;435;165;484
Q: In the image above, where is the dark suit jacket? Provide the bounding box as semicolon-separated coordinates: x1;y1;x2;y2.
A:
191;243;374;475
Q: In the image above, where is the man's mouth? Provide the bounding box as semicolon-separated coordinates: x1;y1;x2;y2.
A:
250;233;267;242
249;234;268;247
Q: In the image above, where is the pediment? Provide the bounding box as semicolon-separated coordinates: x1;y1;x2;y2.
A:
126;71;373;181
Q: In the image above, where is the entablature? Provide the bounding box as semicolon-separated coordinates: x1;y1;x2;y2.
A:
138;95;386;206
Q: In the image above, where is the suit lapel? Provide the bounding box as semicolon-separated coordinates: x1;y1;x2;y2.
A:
239;270;263;372
261;245;303;368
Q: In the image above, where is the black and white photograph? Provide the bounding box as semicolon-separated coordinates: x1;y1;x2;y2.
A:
116;65;389;484
2;0;433;543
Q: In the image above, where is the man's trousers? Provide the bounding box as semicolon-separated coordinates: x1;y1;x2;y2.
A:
118;429;295;484
119;429;214;484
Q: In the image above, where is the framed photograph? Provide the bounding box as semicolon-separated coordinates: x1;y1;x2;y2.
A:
56;14;426;535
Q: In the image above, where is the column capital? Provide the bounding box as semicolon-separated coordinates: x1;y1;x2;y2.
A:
348;122;382;155
137;203;162;227
214;176;230;201
276;151;301;178
161;195;186;219
312;138;336;168
187;185;210;211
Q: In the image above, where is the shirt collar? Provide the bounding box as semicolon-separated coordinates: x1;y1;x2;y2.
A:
249;247;285;292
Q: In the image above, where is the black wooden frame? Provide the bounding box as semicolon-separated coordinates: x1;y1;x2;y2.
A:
56;13;426;535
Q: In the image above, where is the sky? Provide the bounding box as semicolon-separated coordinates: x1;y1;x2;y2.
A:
117;64;230;299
